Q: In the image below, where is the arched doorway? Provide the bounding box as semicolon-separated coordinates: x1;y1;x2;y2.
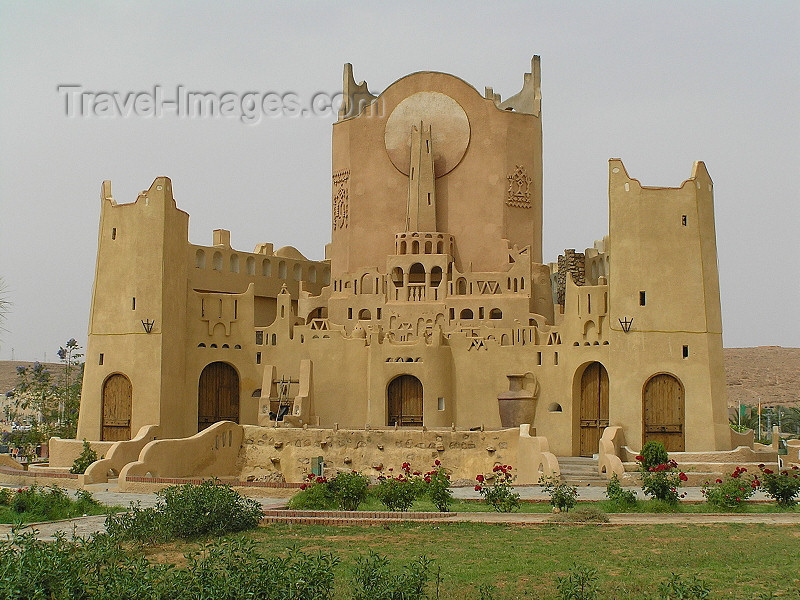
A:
102;374;132;441
579;362;609;457
198;362;239;431
643;374;685;452
387;375;423;426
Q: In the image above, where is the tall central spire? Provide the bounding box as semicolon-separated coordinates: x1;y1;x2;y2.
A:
406;122;437;232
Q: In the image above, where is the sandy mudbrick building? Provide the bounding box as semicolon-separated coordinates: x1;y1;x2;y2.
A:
42;56;767;486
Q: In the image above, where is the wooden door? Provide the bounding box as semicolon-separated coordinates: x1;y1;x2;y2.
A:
579;362;609;457
387;375;423;426
102;374;132;441
198;362;239;431
643;374;685;451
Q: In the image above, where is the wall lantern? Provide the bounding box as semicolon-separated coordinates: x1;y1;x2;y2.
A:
618;317;633;333
141;319;155;333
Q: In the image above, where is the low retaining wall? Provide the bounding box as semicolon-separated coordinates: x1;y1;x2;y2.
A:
48;438;116;469
239;424;555;484
0;465;81;489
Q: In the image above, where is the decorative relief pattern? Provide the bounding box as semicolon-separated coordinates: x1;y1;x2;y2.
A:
332;169;350;230
506;165;532;208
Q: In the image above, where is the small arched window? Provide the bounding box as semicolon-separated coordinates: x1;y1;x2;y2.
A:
460;308;474;319
489;308;502;320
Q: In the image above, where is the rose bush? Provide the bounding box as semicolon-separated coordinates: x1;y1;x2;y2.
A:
474;464;520;512
701;466;759;510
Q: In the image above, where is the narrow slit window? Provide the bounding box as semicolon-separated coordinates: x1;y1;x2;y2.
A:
348;307;353;319
682;345;689;358
376;308;382;319
111;228;117;240
537;352;542;366
98;353;104;365
256;352;261;364
639;291;646;306
553;352;559;366
131;297;136;310
681;215;687;226
437;397;445;411
234;300;238;320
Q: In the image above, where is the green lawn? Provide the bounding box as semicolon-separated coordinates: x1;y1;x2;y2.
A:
331;495;799;514
220;521;799;599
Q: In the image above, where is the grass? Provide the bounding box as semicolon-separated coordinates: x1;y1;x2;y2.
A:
0;485;118;524
138;521;800;599
327;494;799;514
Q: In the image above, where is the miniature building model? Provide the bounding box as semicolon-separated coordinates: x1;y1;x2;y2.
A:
76;57;731;458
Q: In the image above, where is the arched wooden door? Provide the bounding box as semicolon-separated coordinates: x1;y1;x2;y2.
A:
387;375;423;426
198;362;239;431
579;362;609;457
102;374;132;441
643;374;685;452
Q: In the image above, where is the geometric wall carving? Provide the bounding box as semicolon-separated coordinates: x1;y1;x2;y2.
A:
332;169;350;230
506;165;532;208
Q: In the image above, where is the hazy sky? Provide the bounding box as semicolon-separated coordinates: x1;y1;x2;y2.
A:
1;1;798;361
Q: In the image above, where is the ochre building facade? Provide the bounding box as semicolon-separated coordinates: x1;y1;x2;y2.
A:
76;57;731;457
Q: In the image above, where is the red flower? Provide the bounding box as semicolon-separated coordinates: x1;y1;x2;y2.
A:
434;459;441;466
299;484;307;490
758;463;765;469
375;465;383;471
316;477;324;484
476;474;485;483
763;468;773;475
635;455;644;462
474;485;482;491
424;476;431;483
715;479;722;484
679;472;688;482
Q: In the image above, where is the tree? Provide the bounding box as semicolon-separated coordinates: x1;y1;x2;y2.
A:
7;339;83;454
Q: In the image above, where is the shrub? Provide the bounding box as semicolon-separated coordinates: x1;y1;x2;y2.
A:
70;439;98;474
605;473;637;507
475;464;521;512
105;480;262;542
702;466;759;510
328;470;370;511
658;573;710;599
0;529;339;600
758;464;800;507
423;459;453;512
288;474;336;510
556;564;600;600
635;448;687;504
639;441;669;471
540;475;578;512
374;463;424;511
350;550;433;600
0;488;10;506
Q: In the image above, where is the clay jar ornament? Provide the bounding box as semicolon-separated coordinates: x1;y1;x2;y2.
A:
497;374;538;428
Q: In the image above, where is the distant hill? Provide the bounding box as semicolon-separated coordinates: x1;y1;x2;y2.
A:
1;347;797;407
724;347;799;408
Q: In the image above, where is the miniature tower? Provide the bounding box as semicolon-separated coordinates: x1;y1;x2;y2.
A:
406;122;437;232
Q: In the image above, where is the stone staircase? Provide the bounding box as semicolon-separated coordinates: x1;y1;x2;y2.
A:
557;456;608;487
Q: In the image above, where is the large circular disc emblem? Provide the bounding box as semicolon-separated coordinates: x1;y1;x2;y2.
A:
384;91;470;177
